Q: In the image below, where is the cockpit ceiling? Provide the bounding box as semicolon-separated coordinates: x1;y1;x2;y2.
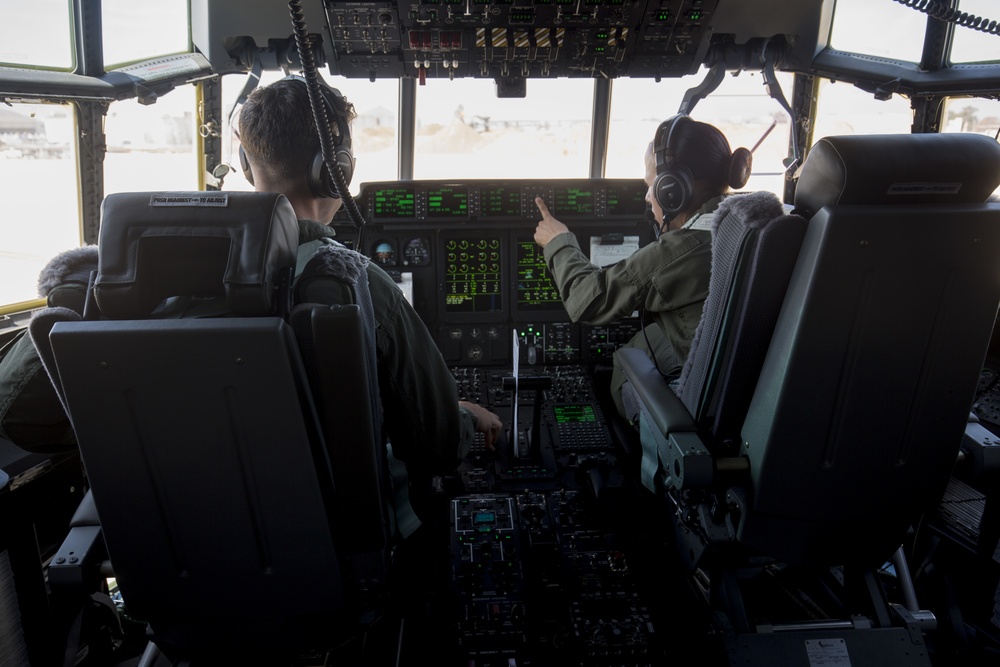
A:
192;0;830;79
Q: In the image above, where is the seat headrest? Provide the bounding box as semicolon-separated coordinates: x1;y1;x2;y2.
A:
794;133;1000;217
95;192;299;319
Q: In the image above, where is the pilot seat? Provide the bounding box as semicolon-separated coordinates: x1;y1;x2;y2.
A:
619;132;1000;665
31;191;395;665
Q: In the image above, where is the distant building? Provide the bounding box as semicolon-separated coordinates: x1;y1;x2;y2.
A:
356;105;394;129
0;108;44;136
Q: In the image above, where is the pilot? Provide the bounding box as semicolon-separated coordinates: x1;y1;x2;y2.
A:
237;76;502;527
0;76;503;536
532;117;752;417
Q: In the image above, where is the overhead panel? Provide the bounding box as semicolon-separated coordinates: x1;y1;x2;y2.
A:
322;0;720;80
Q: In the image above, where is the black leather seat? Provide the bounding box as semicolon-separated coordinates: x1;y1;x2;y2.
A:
620;133;1000;663
34;191;392;664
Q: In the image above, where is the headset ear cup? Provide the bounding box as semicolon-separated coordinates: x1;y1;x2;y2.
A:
653;114;694;218
653;167;693;217
239;145;254;186
729;147;753;189
335;147;355;192
308;148;356;198
308;152;327;197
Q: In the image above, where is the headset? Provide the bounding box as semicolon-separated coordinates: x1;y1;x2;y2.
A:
239;75;355;199
652;114;695;217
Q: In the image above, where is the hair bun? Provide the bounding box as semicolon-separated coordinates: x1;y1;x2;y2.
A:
728;147;753;189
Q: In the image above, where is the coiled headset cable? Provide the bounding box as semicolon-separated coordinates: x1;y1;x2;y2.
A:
893;0;1000;36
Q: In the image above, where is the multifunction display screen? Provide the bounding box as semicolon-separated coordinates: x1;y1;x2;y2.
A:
605;181;648;217
443;236;503;314
515;239;562;312
363;179;648;222
372;186;416;219
553;404;598;423
480;186;523;218
553;187;596;216
427;186;469;217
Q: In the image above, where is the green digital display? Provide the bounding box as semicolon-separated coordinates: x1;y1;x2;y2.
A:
510;8;535;23
553;404;597;424
443;236;503;314
516;239;562;312
553;187;595;215
427;186;469;217
373;187;416;219
605;181;647;216
480;186;522;218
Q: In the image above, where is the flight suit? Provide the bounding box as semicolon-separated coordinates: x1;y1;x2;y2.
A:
542;197;721;416
299;219;478;478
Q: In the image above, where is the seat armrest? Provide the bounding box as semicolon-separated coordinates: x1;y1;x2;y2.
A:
618;348;698;494
48;525;105;591
961;419;1000;477
70;489;99;527
617;348;696;435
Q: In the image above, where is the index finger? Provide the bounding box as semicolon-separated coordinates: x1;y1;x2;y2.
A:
535;196;551;217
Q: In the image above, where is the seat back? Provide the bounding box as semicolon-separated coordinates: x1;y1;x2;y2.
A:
620;190;807;497
674;190;807;450
32;192;389;661
739;133;1000;567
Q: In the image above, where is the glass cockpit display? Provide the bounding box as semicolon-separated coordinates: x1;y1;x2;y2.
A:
515;239;563;313
480;186;523;218
427;186;469;217
604;180;648;217
443;236;503;316
372;186;416;219
553;186;596;216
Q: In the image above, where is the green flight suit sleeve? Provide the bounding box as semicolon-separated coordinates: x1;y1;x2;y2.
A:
542;229;708;325
0;330;76;449
366;264;474;475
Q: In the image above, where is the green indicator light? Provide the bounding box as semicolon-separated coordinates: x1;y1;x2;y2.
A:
656;11;669;21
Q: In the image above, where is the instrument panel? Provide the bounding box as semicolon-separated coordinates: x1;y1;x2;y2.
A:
359;178;647;223
321;0;722;82
333;178;654;365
